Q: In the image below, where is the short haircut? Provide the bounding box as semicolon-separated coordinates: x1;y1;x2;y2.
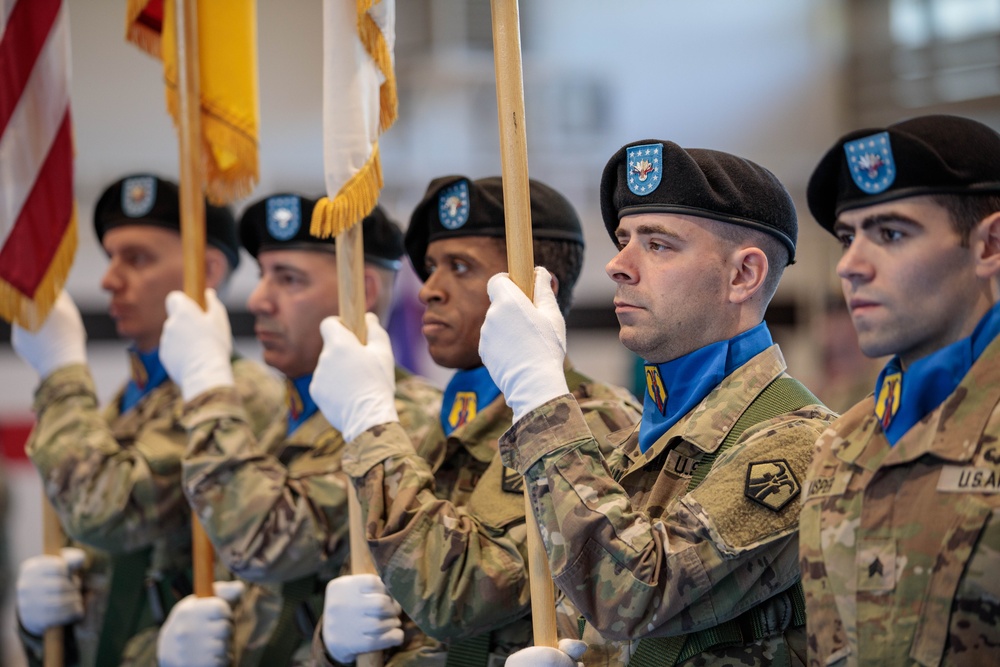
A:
931;193;1000;246
711;222;789;306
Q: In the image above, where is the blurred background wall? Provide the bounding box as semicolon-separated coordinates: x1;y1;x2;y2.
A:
2;0;999;661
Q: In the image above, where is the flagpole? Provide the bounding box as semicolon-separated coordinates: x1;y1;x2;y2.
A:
175;0;215;599
337;228;384;667
43;498;65;667
489;0;558;649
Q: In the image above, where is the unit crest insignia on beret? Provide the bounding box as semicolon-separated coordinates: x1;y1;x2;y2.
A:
122;175;156;218
626;143;663;196
845;131;896;194
745;459;800;512
438;180;471;230
266;195;301;241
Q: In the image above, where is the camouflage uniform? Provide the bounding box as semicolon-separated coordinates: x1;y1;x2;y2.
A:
181;366;442;666
500;347;837;666
799;335;1000;666
325;363;640;666
20;358;283;667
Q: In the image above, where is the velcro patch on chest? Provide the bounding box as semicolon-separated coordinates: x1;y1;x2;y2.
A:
744;459;801;512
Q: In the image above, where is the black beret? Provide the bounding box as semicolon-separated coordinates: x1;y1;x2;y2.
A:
807;114;1000;233
239;193;403;270
94;174;240;270
600;140;798;264
405;175;584;280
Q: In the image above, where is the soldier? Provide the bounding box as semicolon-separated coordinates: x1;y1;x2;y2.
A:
10;174;284;667
800;114;1000;664
307;175;642;666
154;194;443;666
477;141;839;666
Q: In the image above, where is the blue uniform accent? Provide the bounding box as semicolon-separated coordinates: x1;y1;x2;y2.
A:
638;323;774;453
626;143;663;196
437;180;471;230
875;301;1000;445
286;373;319;435
121;348;170;413
844;131;896;194
266;195;302;241
440;365;502;435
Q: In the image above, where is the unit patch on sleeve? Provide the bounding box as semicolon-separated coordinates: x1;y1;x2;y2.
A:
744;459;801;512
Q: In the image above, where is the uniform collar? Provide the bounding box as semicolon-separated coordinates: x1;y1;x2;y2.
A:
285;373;320;435
834;322;1000;470
122;347;170;412
637;323;775;454
874;301;1000;446
636;343;787;462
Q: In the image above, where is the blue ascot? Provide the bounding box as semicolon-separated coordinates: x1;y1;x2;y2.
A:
874;301;1000;445
440;365;502;436
121;347;170;413
286;374;319;435
638;323;774;453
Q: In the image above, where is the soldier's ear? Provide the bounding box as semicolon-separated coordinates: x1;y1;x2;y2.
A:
204;247;229;289
728;246;768;305
973;211;1000;280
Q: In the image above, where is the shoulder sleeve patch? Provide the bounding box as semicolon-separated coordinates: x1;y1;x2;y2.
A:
682;418;819;555
744;459;800;512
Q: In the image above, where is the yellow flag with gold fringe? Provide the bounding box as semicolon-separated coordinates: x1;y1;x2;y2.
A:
311;0;397;238
126;0;259;204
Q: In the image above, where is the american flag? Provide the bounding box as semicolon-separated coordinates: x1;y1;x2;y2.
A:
0;0;77;330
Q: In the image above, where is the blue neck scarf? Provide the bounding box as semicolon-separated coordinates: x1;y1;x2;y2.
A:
286;374;319;435
638;322;774;453
121;347;170;413
440;365;502;436
874;301;1000;445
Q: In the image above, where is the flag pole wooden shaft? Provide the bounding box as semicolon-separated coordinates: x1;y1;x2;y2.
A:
490;0;558;649
175;0;215;599
43;497;65;667
337;225;383;667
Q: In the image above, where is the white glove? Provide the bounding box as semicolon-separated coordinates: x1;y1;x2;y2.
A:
322;574;403;664
12;291;87;380
479;267;570;422
310;312;398;442
160;289;234;402
156;580;245;667
16;547;86;636
505;639;588;667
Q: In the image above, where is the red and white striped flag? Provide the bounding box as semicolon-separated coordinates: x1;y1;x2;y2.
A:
0;0;77;330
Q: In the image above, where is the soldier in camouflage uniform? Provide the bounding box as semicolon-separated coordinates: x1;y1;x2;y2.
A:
155;194;443;667
800;115;1000;665
307;176;642;666
10;174;284;667
479;142;839;667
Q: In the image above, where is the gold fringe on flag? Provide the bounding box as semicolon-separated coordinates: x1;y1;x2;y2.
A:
125;0;162;58
0;207;78;332
357;1;397;133
310;143;384;240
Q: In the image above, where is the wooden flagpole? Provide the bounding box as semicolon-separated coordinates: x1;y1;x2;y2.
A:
337;227;384;667
489;0;558;649
42;499;65;667
175;0;215;598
